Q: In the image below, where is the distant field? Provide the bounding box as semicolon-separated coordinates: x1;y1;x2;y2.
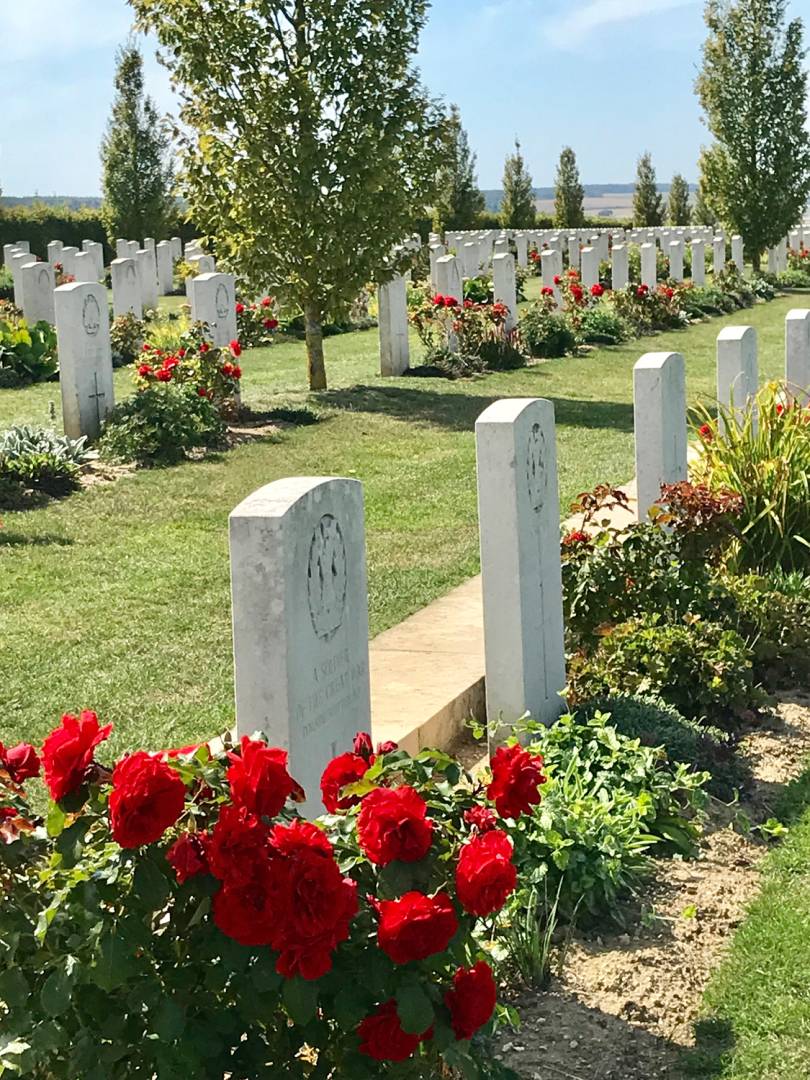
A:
534;192;638;220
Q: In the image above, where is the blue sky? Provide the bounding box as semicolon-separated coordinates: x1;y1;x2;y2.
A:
0;0;807;196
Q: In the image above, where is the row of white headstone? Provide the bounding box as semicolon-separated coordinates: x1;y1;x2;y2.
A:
49;273;238;441
239;308;810;814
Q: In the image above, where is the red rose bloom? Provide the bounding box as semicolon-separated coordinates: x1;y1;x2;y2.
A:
0;742;40;784
665;287;675;299
41;711;112;801
261;296;273;307
109;751;186;848
377;891;458;964
166;831;210;884
445;961;497;1040
464;805;498;833
358;999;432;1062
591;283;604;297
637;284;649;297
213;861;279;946
208;802;269;886
221;361;235;377
229;340;242;357
268;820;358;979
320;752;369;813
570;284;584;303
197;386;210;397
455;830;516;916
156;367;173;382
353;731;374;761
137;364;152;377
487;743;546;820
433;294;445;306
232;365;242;379
227;736;296;819
200;342;210;353
698;423;714;442
444;296;458;307
178;348;186;358
235;302;245;314
377;739;399;755
541;286;554;296
358;785;433;866
563;529;590;546
553;275;561;285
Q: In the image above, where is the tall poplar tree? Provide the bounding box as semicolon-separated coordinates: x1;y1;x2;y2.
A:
668;173;692;225
132;0;447;390
500;140;536;229
100;41;176;245
696;0;810;270
434;105;485;232
692;147;721;226
633;152;664;227
553;147;585;228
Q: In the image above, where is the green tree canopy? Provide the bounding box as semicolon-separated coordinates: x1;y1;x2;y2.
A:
500;140;536;229
667;173;692;225
553;147;585;228
433;105;485;232
633;152;664;227
693;146;722;226
131;0;447;390
696;0;810;270
100;40;176;245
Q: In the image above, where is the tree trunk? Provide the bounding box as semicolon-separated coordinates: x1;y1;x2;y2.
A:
752;251;761;274
304;302;327;390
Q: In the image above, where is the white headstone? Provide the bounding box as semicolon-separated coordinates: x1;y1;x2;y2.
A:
428;243;446;292
136;249;159;310
712;236;726;276
54;282;115;440
515;234;528;268
60;246;80;276
611;244;629;291
82;240;105;281
668;240;684;282
111;258;144;319
189;272;238;347
127;241;140;259
691;239;706;286
14;241;30;254
462;242;479;278
47;241;64;266
72;252;97;283
19;262;55;325
492;252;517;333
541;250;561;306
580;246;600;289
11;251;37;306
3;243;20;269
378;274;410;377
115;239;130;259
156;241;174;295
568;235;580;272
731;235;744;275
475;397;566;742
229;477;372;817
143;238;156;254
434;254;463;303
171;236;183;260
640;243;657;290
717;326;758;432
785;309;810;404
633;352;687;521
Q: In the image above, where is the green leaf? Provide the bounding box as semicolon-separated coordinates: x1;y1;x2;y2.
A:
395;982;434;1035
46;802;67;838
282;976;319;1026
133;858;172;910
0;969;29;1008
40;967;75;1018
153;997;186;1042
93;932;137;990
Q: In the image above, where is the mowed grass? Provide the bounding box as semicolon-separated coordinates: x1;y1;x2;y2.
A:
685;764;810;1080
0;290;798;755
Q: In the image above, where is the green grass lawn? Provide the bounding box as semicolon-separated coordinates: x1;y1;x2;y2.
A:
0;291;798;755
685;764;810;1079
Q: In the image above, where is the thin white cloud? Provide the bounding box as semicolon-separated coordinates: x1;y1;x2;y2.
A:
544;0;700;48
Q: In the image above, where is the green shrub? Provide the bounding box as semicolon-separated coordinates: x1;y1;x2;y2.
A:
776;268;810;289
0;266;12;301
519;302;576;358
724;571;810;688
462;275;493;304
110;313;146;368
568;613;767;729
577;693;750;799
511;711;708;922
576;304;630;345
99;383;228;465
0;425;89;504
693;382;810;573
0;313;58;386
751;276;776;301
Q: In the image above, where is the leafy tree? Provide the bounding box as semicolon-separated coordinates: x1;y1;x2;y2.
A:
554;146;585;228
696;0;810;271
692;146;721;226
668;173;692;225
132;0;447;391
500;139;536;229
100;40;176;246
434;105;485;232
633;152;664;227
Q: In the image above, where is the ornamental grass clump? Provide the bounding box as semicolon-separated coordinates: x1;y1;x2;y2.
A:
0;714;541;1078
693;382;810;573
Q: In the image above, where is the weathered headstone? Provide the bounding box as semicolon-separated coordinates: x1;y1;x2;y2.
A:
633;352;687;521
568;235;580;273
47;241;64;266
54;282;115;440
60;246;80;276
171;236;183;260
668;240;684;282
691;239;706;286
515;234;528;268
475;397;566;743
11;251;37;306
785;309;810;404
189;272;238;347
434;254;463;303
3;243;19;269
580;246;600;289
229;476;372;817
492;252;517;333
541;250;561;306
156;241;174;296
378;274;410;377
640;243;657;290
717;325;758;431
82;240;105;280
115;239;130;259
20;262;55;325
712;236;726;276
111;258;144;319
14;241;30;254
611;244;629;291
731;235;744;275
428;243;446;292
72;252;97;283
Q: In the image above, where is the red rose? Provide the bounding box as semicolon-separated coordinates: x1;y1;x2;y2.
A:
563;529;590;547
41;711;112;801
433;294;445;306
455;830;516;916
137;364;152;377
591;283;604;297
377;891;458;964
268;820;358;979
464;806;498;833
221;362;235;377
358;999;432;1062
541;286;554;297
164;357;179;370
213;861;279;946
553;275;561;285
235;302;245;314
200;342;210;353
320;752;369;813
229;340;242;357
178;348;187;358
141;343;151;352
0;742;40;784
166;831;210;884
445;961;497;1040
487;743;546;820
156;367;173;382
109;751;186;848
571;284;584;302
197;386;209;397
358;786;433;866
232;365;242;379
444;296;458;307
227;736;296;818
208;802;269;886
637;284;649;297
699;423;714;442
267;318;279;329
377;739;398;755
353;731;374;761
665;287;674;299
261;296;273;308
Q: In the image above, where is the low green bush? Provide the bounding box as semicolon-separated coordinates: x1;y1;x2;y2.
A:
725;571;810;688
577;305;630;345
0;266;13;301
462;275;493;304
99;383;228;466
0;312;58;387
568;613;767;729
0;425;89;505
776;268;810;289
519;302;576;358
110;313;146;368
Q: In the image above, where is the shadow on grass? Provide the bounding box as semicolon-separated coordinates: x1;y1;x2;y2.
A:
0;531;73;547
684;1017;737;1078
320;384;635;435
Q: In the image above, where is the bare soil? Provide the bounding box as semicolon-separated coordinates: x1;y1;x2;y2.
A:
494;692;810;1080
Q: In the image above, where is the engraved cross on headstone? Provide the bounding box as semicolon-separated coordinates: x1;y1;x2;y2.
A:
88;372;106;428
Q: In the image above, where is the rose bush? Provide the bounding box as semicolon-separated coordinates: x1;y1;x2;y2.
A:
409;290;526;376
0;714;540;1078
